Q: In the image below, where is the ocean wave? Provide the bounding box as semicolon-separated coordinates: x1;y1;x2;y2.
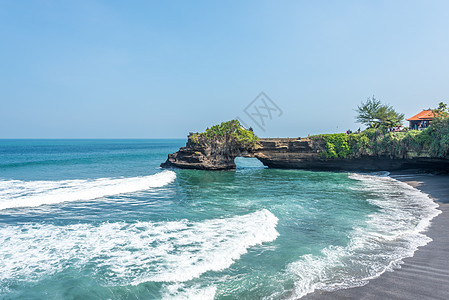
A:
285;173;441;299
0;209;279;291
0;171;177;210
161;283;217;300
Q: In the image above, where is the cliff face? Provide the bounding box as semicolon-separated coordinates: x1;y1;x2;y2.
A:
161;137;449;172
255;138;449;171
160;137;255;170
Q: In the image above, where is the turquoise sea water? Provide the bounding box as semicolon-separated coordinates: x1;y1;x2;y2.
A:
0;140;440;299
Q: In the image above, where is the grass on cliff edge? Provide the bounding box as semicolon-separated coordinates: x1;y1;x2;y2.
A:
189;120;260;150
310;116;449;159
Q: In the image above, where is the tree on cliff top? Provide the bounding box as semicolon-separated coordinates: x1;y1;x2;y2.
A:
433;102;449;117
189;120;259;150
355;96;404;129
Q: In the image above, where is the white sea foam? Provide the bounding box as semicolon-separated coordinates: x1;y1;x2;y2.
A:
161;283;217;300
0;209;278;291
0;171;177;210
285;173;441;299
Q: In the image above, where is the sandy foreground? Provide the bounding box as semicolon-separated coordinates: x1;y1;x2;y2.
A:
304;172;449;300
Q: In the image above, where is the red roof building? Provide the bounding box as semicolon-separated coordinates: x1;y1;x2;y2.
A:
406;109;435;130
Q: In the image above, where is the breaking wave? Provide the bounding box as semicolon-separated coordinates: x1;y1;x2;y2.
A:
0;171;177;210
285;173;441;299
0;209;279;292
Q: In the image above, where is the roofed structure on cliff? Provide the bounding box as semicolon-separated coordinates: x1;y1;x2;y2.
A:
407;109;435;130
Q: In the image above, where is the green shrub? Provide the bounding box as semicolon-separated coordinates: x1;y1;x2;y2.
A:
190;134;199;144
348;134;371;156
188;120;259;150
312;133;350;158
310;117;449;159
426;116;449;157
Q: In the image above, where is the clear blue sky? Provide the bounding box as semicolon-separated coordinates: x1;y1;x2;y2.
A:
1;0;448;138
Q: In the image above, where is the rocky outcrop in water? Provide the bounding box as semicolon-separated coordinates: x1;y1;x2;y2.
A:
161;120;260;170
161;136;449;172
160;135;255;170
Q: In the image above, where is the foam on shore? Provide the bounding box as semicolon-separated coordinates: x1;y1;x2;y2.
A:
285;173;441;299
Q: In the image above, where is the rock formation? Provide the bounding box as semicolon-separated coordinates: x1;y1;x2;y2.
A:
161;136;449;172
160;135;255;170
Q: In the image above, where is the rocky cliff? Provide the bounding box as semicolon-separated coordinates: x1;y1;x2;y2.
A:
161;136;449;172
160;136;255;170
254;138;449;171
160;120;260;170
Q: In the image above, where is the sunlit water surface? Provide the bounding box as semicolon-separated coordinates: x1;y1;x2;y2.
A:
0;140;439;299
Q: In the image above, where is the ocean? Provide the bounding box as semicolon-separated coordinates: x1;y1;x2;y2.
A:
0;139;440;299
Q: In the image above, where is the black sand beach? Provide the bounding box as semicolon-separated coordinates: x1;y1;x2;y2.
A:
304;173;449;300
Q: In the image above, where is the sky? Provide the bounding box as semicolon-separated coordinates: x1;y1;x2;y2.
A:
1;0;449;138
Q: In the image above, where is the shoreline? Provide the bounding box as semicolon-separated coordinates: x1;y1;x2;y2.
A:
303;172;449;300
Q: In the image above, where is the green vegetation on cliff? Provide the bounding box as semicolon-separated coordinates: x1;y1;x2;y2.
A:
189;120;260;150
311;133;350;158
312;102;449;159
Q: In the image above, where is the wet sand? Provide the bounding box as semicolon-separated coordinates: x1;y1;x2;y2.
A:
304;172;449;300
